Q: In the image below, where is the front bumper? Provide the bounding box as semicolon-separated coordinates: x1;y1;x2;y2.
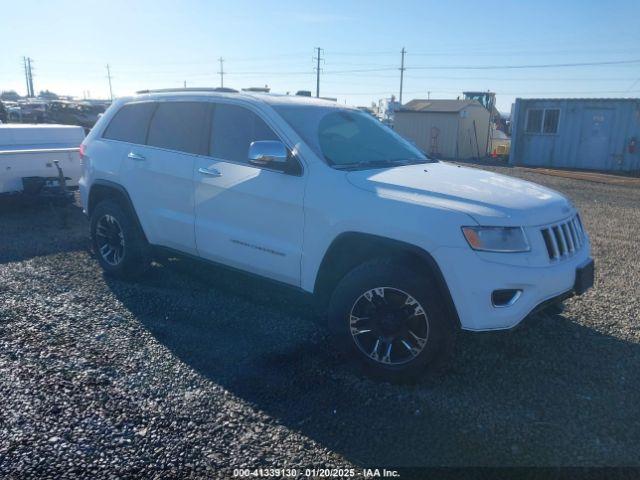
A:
433;244;593;331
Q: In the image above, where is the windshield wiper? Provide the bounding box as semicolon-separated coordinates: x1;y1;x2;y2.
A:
332;159;413;170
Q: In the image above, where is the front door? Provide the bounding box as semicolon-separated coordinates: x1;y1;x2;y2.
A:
194;102;305;286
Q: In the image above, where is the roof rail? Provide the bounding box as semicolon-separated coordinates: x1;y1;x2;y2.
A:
135;87;239;94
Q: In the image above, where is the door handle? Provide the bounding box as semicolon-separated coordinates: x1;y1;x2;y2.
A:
127;152;146;161
198;167;222;177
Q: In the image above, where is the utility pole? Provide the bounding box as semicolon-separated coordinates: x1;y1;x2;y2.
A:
27;58;35;97
106;64;113;101
23;57;31;97
22;57;35;97
218;57;224;88
314;47;323;98
183;80;187;88
399;47;406;106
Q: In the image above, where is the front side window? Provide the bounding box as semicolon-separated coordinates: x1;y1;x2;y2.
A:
210;104;279;163
146;102;209;155
274;106;428;169
103;102;156;144
526;108;560;134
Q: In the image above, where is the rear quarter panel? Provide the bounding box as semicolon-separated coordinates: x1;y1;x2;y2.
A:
79;99;131;213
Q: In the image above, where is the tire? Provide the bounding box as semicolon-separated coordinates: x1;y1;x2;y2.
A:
327;258;456;383
90;199;151;278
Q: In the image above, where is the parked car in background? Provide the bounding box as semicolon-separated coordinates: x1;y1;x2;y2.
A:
47;100;108;132
18;101;47;123
0;101;7;123
79;88;594;382
4;102;22;121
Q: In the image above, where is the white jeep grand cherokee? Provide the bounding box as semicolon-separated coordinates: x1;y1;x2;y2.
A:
80;88;594;382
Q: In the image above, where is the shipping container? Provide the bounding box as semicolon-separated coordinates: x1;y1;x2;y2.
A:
509;98;640;172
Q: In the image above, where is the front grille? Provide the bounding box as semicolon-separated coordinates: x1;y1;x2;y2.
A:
541;214;585;261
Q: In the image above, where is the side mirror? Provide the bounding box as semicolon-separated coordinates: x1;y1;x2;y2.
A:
248;140;288;167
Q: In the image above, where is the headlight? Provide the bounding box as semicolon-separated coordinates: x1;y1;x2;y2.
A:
462;226;530;253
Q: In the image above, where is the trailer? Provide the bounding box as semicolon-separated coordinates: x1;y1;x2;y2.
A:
0;124;84;199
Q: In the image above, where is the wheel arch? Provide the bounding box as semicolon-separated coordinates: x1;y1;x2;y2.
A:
88;180;147;242
313;232;461;329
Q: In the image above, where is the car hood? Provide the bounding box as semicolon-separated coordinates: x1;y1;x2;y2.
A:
346;162;573;226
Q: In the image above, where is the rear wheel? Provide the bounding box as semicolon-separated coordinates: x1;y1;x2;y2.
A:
328;258;455;383
90;199;150;278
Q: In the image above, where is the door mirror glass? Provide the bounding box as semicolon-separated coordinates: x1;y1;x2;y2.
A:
248;140;288;166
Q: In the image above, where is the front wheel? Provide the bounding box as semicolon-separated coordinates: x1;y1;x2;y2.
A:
328;258;455;383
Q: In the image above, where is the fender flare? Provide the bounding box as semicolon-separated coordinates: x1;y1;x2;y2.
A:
88;179;147;241
315;232;461;329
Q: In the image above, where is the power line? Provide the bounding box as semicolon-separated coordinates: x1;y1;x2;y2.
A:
627;77;640;92
407;58;640;70
25;57;640;77
407;48;640;57
8;49;640;102
226;52;310;62
325;88;640;96
78;66;637;78
326;50;398;56
319;58;640;74
223;71;314;76
320;76;640;84
28;46;640;66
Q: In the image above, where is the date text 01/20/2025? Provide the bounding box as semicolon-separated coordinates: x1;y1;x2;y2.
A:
232;468;400;477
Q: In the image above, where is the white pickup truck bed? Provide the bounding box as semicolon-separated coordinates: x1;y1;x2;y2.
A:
0;124;85;194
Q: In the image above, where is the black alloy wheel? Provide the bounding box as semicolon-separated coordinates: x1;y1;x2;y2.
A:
349;286;430;366
95;213;126;266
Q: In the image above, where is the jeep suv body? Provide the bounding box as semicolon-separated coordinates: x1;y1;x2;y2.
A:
80;89;594;381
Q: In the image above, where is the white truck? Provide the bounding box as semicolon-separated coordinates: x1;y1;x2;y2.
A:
79;88;594;382
0;124;84;196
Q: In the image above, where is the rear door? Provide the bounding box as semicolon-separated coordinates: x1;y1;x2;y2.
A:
193;102;305;286
116;100;209;254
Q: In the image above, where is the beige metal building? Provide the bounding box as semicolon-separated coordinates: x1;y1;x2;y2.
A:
394;99;491;160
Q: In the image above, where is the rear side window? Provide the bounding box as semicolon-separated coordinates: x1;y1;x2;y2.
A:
147;102;210;155
210;104;279;163
103;102;156;144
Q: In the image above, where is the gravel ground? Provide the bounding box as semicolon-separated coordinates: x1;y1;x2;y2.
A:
1;164;639;478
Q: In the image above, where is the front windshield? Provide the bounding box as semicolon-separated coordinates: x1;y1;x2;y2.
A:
274;105;432;169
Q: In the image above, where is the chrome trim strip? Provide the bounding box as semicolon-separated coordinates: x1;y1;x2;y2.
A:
0;147;80;155
562;223;575;253
548;228;560;259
